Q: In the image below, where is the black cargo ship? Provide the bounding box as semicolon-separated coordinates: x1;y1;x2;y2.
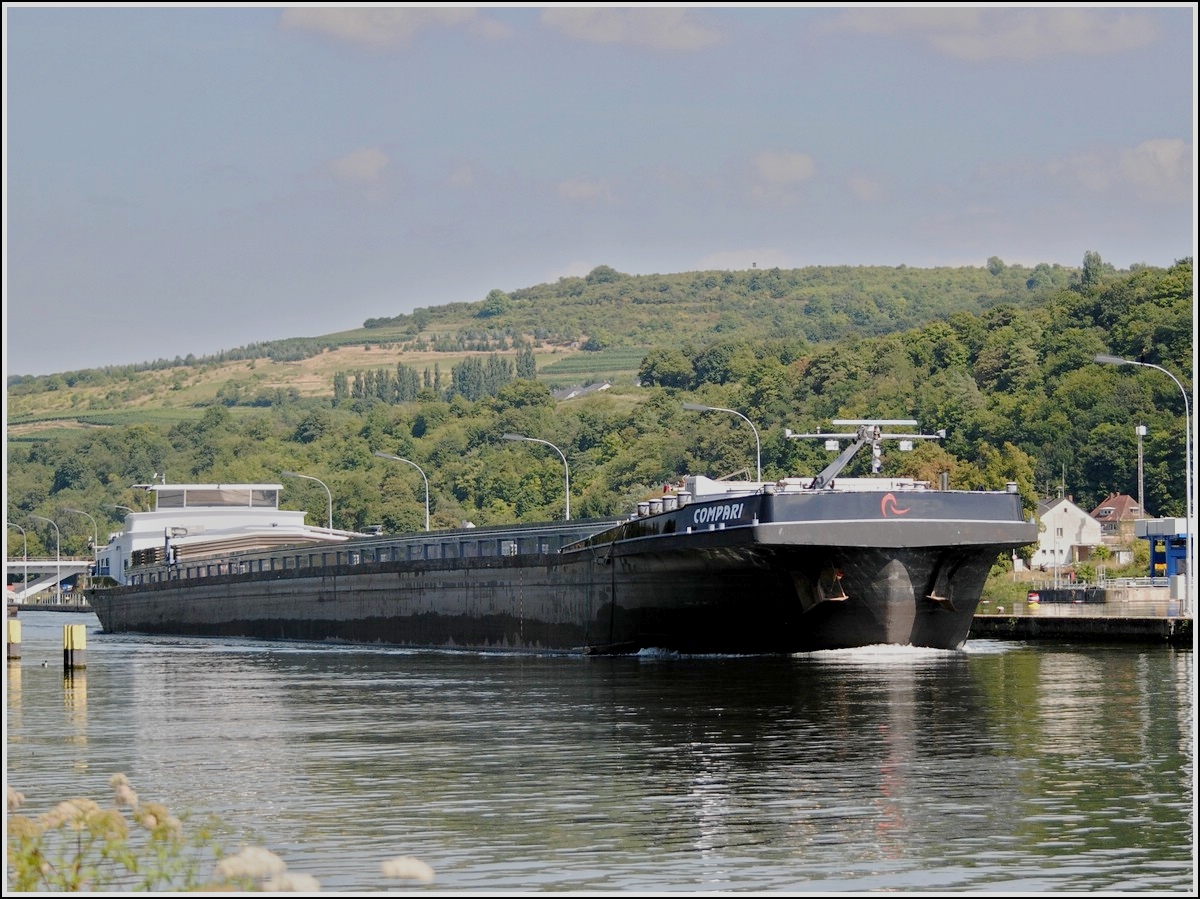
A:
89;422;1038;653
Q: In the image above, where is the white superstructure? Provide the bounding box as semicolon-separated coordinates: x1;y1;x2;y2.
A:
96;483;353;585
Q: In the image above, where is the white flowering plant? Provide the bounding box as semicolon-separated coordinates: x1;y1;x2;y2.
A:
6;775;300;892
7;775;436;892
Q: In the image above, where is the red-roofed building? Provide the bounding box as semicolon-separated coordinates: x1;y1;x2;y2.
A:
1090;493;1148;537
1090;493;1149;566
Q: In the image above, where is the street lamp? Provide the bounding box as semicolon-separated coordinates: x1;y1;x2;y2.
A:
502;434;570;521
683;402;762;482
7;522;28;603
1136;424;1147;515
63;508;99;565
1095;354;1193;612
281;471;334;533
29;515;61;604
374;451;431;531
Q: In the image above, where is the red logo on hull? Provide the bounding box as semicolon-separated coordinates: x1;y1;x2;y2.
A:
881;493;911;517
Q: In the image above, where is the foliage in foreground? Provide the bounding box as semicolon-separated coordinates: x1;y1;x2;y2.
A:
6;776;435;892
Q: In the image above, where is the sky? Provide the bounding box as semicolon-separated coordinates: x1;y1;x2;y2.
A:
3;4;1196;377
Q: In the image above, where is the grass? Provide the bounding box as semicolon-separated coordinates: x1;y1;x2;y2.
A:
6;342;644;439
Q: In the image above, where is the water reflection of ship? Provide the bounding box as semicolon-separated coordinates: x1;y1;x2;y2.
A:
10;634;1192;890
101;647;994;858
637;651;989;869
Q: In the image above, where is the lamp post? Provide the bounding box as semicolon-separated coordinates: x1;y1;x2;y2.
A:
683;402;762;482
281;471;334;533
63;508;99;566
29;515;61;604
502;434;570;521
1053;506;1060;590
7;522;28;603
1136;424;1147;515
1095;354;1193;613
374;451;431;531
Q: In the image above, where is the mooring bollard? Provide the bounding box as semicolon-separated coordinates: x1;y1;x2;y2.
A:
6;618;20;661
63;624;87;670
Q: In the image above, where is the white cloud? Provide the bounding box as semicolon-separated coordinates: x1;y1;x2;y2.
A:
755;151;816;186
1118;139;1190;202
1046;138;1191;202
541;8;720;51
832;8;1156;61
556;179;613;203
1047;151;1111;192
847;174;885;203
330;147;390;183
281;7;511;48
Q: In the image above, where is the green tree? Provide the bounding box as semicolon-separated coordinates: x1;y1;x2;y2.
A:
293;410;332;444
585;265;623;284
480;289;512;317
1080;250;1112;290
638;348;693;388
516;346;537;379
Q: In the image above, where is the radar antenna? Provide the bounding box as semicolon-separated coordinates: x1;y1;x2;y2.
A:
784;419;945;489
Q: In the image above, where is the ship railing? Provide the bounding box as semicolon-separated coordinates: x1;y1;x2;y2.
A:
1095;576;1171;588
119;519;619;588
979;595;1183;618
1027;577;1170;591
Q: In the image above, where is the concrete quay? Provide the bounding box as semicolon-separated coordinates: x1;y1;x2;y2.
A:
972;585;1193;646
10;601;93;614
969;613;1192;645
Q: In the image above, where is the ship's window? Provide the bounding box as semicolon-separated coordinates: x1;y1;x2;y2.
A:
251;489;279;508
154;487;279;508
155;490;187;509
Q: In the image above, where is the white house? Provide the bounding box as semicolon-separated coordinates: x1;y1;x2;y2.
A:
1030;497;1103;571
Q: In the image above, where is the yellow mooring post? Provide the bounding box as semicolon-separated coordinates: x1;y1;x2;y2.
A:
6;617;20;661
63;624;87;670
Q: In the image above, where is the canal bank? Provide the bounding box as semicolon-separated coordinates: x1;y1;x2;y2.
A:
970;613;1191;645
973;583;1192;646
11;602;93;614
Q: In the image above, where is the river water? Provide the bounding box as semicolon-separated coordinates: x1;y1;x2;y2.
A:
4;611;1195;892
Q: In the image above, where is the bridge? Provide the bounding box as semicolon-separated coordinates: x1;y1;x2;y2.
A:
6;557;94;603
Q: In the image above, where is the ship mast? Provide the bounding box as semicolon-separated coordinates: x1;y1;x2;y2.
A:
784;419;945;489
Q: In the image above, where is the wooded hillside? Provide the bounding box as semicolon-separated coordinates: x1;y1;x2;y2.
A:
5;255;1192;564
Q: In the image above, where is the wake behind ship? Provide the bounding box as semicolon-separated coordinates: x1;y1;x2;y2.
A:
89;421;1038;654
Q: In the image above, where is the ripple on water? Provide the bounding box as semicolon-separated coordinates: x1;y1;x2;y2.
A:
4;613;1192;891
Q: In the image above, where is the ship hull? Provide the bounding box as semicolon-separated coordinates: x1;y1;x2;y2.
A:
90;489;1035;654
